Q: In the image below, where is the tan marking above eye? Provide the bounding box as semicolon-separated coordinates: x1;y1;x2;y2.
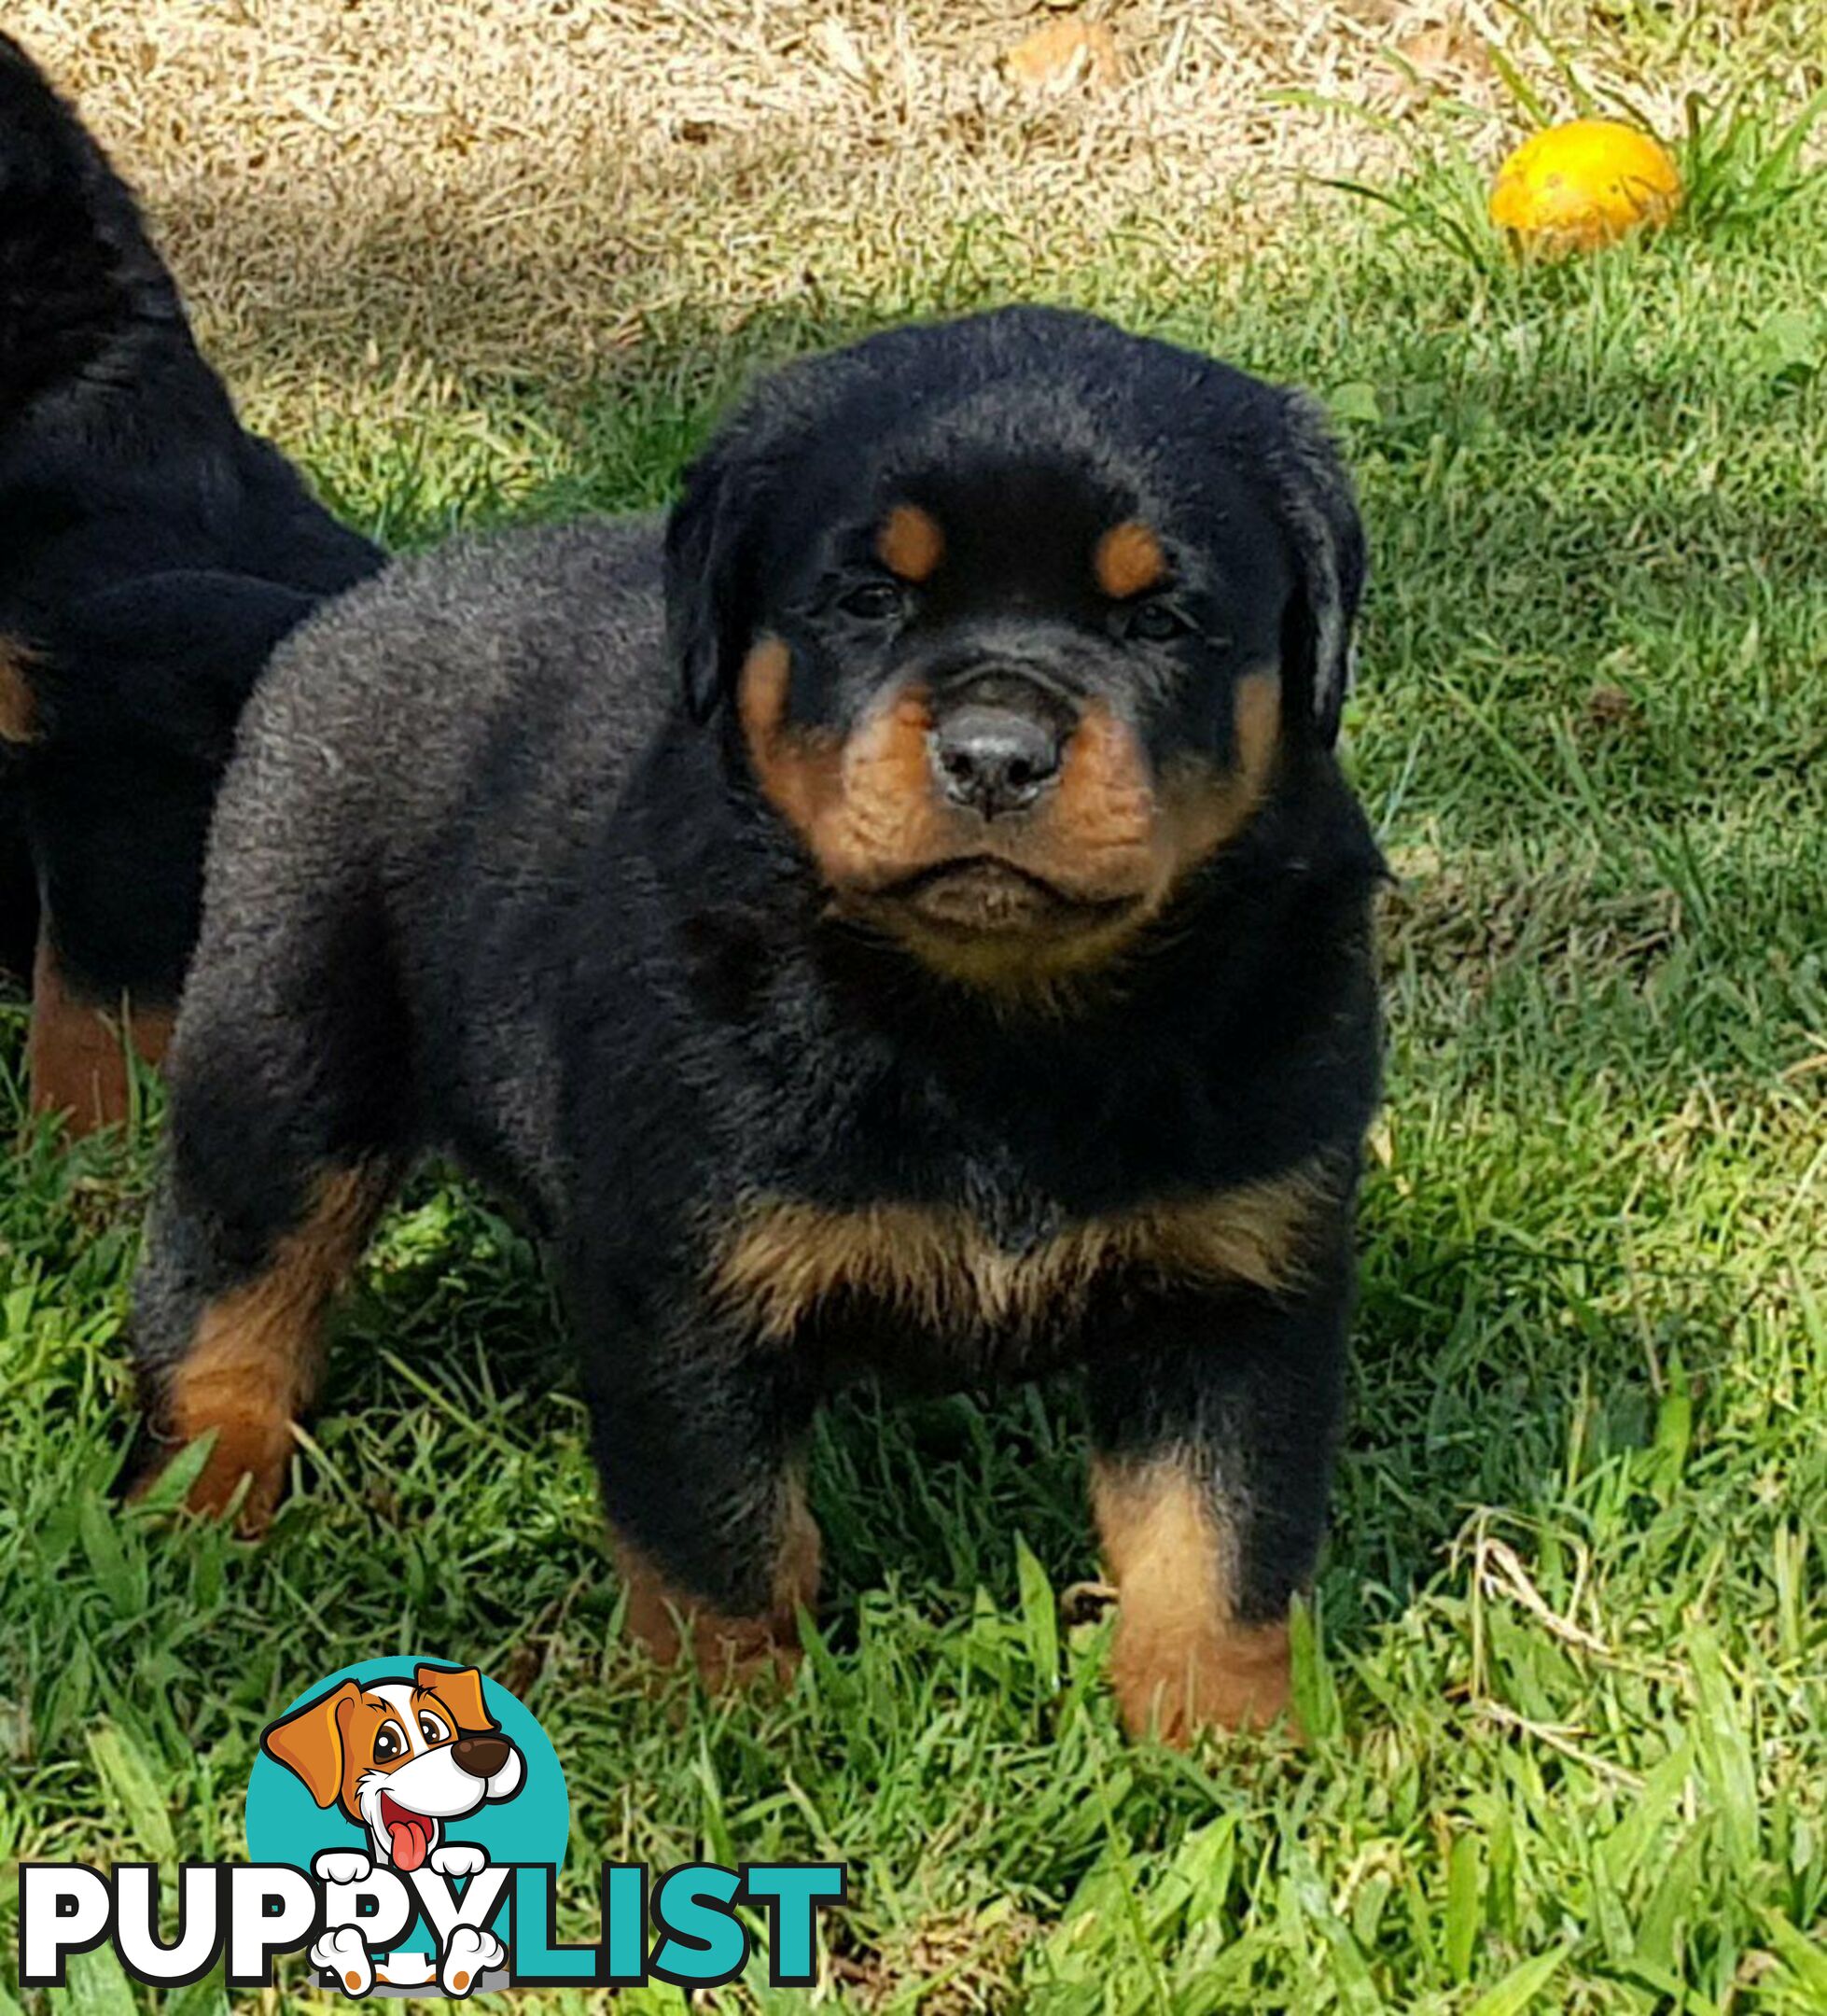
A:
1094;521;1168;599
876;503;945;583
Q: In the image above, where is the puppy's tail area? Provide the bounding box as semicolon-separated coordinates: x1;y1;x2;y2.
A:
0;33;188;419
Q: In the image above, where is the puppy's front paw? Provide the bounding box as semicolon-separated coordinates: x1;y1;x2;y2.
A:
311;1926;373;1997
313;1849;373;1886
1109;1613;1296;1745
429;1841;487;1879
439;1925;506;1996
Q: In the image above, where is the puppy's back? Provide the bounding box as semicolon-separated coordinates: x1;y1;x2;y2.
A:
220;511;668;883
176;513;673;1203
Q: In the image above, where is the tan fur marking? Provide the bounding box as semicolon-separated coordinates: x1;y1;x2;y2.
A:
1093;1456;1293;1743
1094;521;1168;599
739;638;942;881
1048;700;1158;872
26;931;174;1136
1152;667;1282;873
0;636;38;743
1234;665;1281;786
876;502;945;583
161;1168;388;1530
826;688;942;876
738;637;837;842
616;1473;819;1689
711;1162;1330;1345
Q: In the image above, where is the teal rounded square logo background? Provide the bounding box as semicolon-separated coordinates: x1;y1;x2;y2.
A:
244;1656;569;1875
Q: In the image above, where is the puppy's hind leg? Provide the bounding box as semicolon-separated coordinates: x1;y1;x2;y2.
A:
134;1158;396;1529
25;922;173;1136
132;900;409;1531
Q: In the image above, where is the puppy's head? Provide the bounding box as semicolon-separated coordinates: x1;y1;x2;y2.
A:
666;306;1365;998
260;1664;523;1871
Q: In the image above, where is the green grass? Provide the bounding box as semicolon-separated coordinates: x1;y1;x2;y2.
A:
5;136;1827;2015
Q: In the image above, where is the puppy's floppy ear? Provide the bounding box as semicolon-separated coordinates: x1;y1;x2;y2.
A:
664;429;773;724
261;1680;360;1808
1265;392;1367;748
414;1663;495;1735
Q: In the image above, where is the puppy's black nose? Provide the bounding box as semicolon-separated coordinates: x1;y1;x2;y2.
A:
451;1734;512;1780
932;706;1063;819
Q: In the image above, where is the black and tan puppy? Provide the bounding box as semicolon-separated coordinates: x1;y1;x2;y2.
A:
0;34;383;1129
133;308;1382;1743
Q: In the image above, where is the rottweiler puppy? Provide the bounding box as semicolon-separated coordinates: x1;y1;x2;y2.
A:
0;34;383;1130
132;308;1383;1743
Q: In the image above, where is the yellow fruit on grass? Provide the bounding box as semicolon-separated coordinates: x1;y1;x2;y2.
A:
1488;119;1683;256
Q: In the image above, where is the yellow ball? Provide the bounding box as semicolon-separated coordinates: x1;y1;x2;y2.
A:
1488;119;1683;257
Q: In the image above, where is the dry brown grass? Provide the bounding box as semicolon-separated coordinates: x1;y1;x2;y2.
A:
16;0;1822;436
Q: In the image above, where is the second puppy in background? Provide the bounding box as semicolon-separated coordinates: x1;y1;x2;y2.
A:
133;307;1383;1746
0;33;383;1130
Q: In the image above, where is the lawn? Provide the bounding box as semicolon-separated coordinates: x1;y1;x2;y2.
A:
4;4;1827;2010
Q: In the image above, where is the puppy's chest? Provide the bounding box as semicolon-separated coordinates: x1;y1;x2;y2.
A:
704;1162;1330;1376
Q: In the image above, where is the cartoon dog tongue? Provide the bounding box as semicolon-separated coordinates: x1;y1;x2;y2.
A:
381;1795;434;1871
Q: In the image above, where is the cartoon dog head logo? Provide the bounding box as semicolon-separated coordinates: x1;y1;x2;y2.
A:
260;1663;525;1873
246;1658;568;1998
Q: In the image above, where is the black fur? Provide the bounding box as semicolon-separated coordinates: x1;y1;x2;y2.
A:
0;34;382;1025
134;310;1383;1728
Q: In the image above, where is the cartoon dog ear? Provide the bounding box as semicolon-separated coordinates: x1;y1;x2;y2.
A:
663;427;774;725
260;1680;359;1808
1265;392;1368;749
414;1664;495;1735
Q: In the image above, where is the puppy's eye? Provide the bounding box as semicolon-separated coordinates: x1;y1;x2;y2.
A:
838;581;904;622
373;1726;402;1761
1119;601;1190;643
418;1711;450;1744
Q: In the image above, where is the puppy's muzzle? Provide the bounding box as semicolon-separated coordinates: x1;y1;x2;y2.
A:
928;676;1073;821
